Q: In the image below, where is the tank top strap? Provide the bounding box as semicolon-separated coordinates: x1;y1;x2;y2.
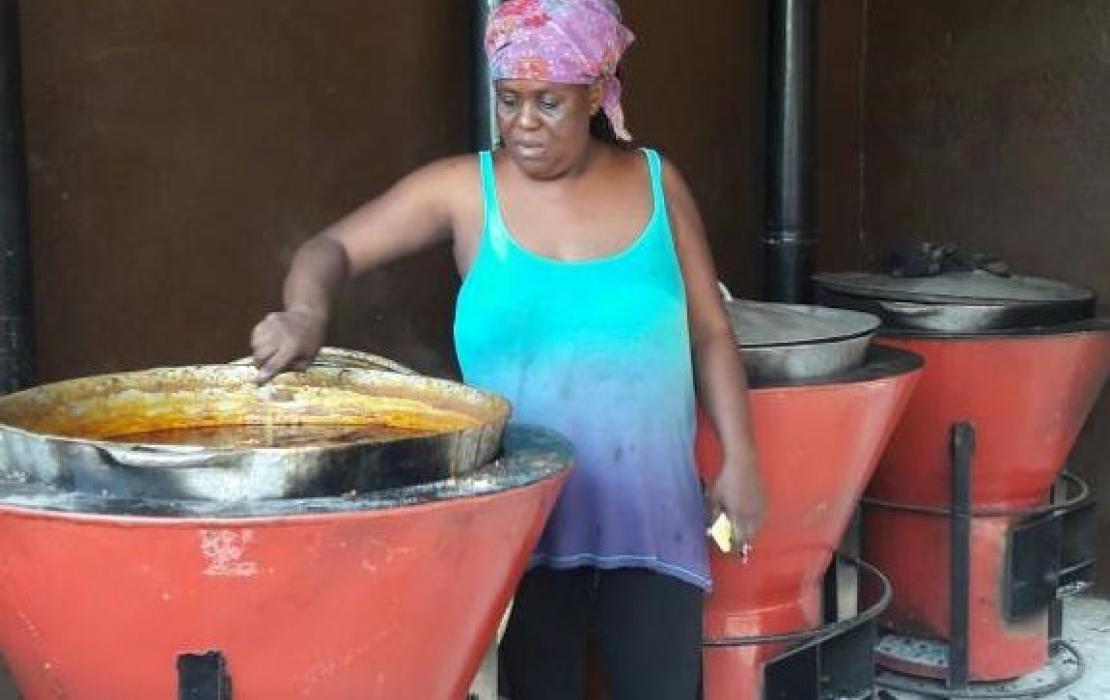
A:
641;147;667;216
638;147;678;259
478;150;498;224
477;150;513;256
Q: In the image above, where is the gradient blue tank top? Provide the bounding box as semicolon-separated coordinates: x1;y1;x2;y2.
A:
454;148;709;589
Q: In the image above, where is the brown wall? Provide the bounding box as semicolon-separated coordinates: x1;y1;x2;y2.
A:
622;1;766;298
21;2;473;380
859;0;1110;589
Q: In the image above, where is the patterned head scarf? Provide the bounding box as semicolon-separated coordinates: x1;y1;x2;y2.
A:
485;0;636;141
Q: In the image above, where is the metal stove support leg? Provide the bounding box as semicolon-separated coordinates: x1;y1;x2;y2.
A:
844;507;862;619
178;651;231;700
760;555;891;699
948;422;975;690
822;560;840;625
823;507;862;624
1048;479;1065;643
761;596;883;700
1048;600;1064;642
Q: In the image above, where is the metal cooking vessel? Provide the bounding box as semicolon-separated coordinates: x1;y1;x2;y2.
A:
0;350;509;501
726;300;880;385
813;271;1096;334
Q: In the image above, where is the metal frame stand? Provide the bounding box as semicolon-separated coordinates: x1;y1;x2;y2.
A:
869;422;1091;699
949;423;973;689
703;553;892;700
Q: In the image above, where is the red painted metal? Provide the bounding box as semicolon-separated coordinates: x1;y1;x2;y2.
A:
872;332;1110;508
698;367;920;700
0;472;567;700
866;329;1110;681
865;510;1047;679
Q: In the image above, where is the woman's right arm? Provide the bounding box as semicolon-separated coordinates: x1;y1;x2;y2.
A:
251;156;472;382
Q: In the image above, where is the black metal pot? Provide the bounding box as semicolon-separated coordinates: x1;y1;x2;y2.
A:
727;300;880;385
0;350;509;501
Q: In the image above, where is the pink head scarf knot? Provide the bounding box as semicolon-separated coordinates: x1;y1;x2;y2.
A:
485;0;636;141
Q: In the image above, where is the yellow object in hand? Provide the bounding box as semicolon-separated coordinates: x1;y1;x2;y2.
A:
708;512;732;554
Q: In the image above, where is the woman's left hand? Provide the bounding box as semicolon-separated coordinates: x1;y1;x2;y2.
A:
708;457;766;554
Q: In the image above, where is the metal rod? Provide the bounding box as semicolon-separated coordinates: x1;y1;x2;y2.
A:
949;422;975;689
763;0;817;303
0;0;33;393
1048;599;1064;641
470;0;499;151
861;471;1090;519
1048;478;1065;642
822;558;840;624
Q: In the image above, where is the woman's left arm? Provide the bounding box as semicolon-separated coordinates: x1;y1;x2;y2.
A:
662;157;766;549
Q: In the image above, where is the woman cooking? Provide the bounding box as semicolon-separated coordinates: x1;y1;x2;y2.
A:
250;1;764;697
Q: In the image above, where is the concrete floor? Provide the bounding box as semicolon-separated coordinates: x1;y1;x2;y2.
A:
0;597;1107;699
1052;595;1110;698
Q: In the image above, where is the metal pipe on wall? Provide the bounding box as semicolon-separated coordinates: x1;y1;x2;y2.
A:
763;0;817;303
0;0;32;393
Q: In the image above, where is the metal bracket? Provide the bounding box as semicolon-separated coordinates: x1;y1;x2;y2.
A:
948;422;974;689
1059;498;1098;593
1005;484;1097;620
178;651;232;700
757;555;891;700
704;554;889;699
763;618;878;700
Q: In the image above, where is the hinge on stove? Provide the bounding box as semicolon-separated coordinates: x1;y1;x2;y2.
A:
1005;489;1097;621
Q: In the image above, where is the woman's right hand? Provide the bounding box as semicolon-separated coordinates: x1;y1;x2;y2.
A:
247;155;463;384
250;309;327;384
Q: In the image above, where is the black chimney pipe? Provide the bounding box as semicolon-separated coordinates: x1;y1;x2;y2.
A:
470;0;498;151
763;0;817;303
0;0;32;392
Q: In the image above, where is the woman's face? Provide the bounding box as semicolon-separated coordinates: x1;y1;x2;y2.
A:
495;79;601;179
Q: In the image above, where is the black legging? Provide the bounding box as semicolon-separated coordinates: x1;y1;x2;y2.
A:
500;567;702;700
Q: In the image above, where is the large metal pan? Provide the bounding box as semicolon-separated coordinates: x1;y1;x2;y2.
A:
813;271;1096;334
0;349;509;501
725;300;880;385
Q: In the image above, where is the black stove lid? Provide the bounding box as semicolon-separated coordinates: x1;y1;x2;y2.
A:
813;271;1098;334
813;271;1094;306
